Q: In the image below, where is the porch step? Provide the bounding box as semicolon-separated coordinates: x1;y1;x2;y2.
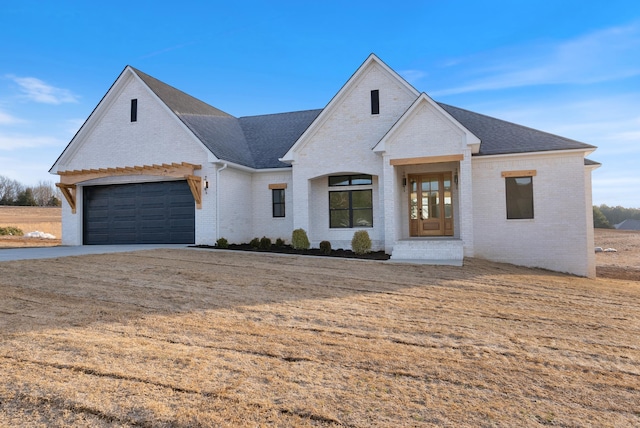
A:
390;239;464;266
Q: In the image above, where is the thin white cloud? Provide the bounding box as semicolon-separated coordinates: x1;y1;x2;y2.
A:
432;21;640;96
0;110;24;125
399;69;428;85
8;75;79;104
0;133;64;150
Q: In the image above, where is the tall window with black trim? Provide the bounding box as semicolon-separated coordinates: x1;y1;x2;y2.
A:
130;99;138;122
370;90;379;115
505;176;534;219
272;189;285;217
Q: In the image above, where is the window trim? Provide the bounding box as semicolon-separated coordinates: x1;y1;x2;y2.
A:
272;188;285;218
328;174;372;187
371;89;379;115
130;99;138;122
505;175;534;220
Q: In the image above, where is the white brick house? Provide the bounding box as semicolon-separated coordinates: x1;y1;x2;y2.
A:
50;54;599;277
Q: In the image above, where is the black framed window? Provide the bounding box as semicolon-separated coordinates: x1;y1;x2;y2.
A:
131;99;138;122
328;174;372;187
506;176;534;219
371;89;379;115
329;190;373;228
272;189;285;217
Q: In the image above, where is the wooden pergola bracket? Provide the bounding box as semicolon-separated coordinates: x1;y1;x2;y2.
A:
185;175;202;209
55;183;77;214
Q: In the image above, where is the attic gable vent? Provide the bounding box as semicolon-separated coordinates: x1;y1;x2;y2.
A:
371;90;379;115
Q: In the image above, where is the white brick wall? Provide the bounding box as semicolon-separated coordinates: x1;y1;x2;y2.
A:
290;61;416;250
57;71;213;245
383;102;466;159
471;152;594;277
251;170;294;243
217;167;252;244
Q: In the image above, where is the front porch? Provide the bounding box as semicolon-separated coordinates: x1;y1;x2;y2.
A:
390;237;464;266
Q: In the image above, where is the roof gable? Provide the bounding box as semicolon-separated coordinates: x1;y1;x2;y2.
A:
50;66;213;173
280;53;420;163
374;93;481;155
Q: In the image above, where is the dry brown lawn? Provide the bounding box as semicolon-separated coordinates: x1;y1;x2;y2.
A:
1;231;639;426
0;206;61;248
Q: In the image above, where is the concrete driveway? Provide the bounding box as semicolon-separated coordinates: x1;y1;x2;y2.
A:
0;244;192;262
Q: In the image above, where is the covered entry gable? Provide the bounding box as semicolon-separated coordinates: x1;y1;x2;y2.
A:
373;93;481;160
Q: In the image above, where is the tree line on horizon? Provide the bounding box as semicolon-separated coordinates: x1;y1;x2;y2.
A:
593;204;640;228
0;175;61;207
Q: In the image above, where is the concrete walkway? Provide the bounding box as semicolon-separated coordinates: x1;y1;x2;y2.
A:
0;244;191;262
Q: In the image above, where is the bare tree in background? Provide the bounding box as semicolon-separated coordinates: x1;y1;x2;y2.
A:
0;175;24;205
32;180;61;207
0;176;61;206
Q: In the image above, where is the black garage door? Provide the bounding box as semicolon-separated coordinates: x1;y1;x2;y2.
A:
83;181;195;245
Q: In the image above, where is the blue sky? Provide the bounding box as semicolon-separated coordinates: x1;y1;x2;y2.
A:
1;0;639;207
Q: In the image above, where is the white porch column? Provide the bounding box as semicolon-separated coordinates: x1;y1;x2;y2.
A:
459;148;474;256
382;154;397;254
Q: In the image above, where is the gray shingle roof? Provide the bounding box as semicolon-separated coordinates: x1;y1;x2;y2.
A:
438;103;596;156
132;67;595;169
615;219;640;230
239;110;322;168
132;67;231;117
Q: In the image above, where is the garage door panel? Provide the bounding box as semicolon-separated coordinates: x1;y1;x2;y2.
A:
83;181;195;244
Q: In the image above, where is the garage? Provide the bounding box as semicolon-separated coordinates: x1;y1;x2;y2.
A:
83;180;195;245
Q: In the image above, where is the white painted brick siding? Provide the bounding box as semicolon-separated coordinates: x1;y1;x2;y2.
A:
290;62;416;250
251;170;294;243
58;72;213;245
471;152;594;277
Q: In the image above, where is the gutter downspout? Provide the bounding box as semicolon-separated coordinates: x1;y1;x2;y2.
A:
215;163;228;241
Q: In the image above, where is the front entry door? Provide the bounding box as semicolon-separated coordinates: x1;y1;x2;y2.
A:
409;173;453;236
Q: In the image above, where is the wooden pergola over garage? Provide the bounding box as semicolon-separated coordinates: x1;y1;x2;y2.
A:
55;162;203;214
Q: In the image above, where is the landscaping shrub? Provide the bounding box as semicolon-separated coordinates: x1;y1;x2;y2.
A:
0;226;23;236
351;230;371;255
215;237;229;249
259;236;272;250
319;240;332;255
249;237;260;249
291;228;310;250
275;238;285;248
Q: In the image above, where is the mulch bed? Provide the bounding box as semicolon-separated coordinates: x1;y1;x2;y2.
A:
191;243;391;260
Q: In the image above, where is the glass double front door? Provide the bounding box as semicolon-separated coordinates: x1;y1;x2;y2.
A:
409;173;453;236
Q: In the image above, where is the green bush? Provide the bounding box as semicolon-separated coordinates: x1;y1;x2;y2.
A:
319;240;332;255
275;238;285;248
0;226;23;236
259;236;272;250
291;228;310;250
249;237;260;249
215;237;229;249
351;230;372;255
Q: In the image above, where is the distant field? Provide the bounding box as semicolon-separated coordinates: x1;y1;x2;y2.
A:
0;243;639;426
0;206;61;247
